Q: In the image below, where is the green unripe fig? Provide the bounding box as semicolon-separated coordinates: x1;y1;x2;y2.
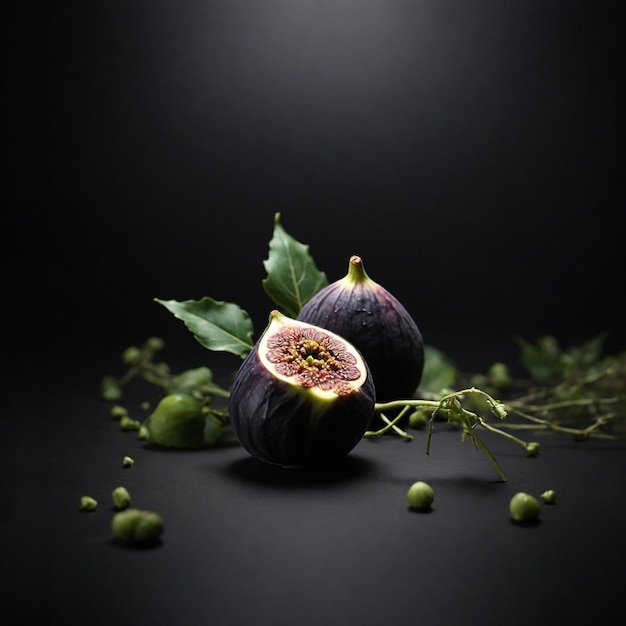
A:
203;414;224;446
146;393;207;449
112;508;164;545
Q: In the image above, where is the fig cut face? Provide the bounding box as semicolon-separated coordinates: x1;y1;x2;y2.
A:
228;311;375;468
260;320;368;399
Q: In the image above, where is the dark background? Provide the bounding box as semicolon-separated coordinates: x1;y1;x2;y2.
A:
3;4;626;626
4;0;624;373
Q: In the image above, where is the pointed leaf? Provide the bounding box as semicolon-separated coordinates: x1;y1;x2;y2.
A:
515;336;563;379
155;297;255;359
262;213;328;317
418;345;458;395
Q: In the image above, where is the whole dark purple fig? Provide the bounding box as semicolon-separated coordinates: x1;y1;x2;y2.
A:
228;310;376;468
297;255;424;402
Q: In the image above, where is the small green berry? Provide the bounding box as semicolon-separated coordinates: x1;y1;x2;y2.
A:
525;442;541;456
509;492;541;522
101;376;122;401
140;401;151;412
110;405;128;419
203;415;224;446
122;456;134;468
138;425;150;440
406;481;435;511
80;496;98;511
146;337;165;352
488;362;512;389
408;409;428;429
112;508;164;545
112;486;131;510
121;346;143;365
120;415;141;431
156;362;171;374
540;489;557;504
469;373;488;388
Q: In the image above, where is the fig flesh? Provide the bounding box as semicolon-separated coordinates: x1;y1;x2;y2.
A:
228;311;375;468
297;255;424;402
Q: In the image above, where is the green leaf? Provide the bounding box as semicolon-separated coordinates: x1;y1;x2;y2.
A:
516;336;563;379
262;213;328;318
165;366;230;399
565;333;607;367
417;345;458;395
155;297;255;359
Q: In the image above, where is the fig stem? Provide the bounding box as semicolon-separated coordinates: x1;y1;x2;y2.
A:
345;255;371;284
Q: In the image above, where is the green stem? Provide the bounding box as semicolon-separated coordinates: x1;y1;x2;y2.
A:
510;396;620;413
507;407;617;439
116;366;140;387
468;430;508;482
425;408;442;457
375;399;441;413
202;384;231;399
364;406;413;439
476;418;529;450
140;371;170;388
380;412;413;440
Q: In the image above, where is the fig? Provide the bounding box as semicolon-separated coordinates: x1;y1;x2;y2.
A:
228;310;376;468
297;255;424;402
146;393;219;449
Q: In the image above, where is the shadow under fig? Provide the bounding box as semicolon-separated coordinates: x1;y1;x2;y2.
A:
224;452;377;489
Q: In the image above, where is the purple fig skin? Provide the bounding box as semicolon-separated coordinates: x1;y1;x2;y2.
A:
228;312;376;468
297;255;424;402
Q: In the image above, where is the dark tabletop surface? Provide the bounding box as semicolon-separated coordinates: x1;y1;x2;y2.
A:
3;347;626;626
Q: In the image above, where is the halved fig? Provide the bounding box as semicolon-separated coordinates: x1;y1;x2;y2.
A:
228;311;375;468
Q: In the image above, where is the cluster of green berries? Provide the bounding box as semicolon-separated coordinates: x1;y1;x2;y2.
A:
80;458;164;546
100;337;169;401
509;489;557;522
